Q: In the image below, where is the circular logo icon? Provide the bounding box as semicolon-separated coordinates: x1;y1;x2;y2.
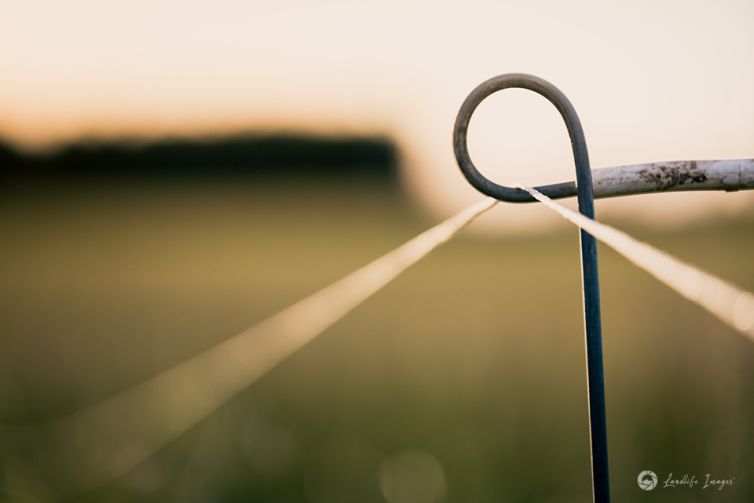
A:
638;470;658;491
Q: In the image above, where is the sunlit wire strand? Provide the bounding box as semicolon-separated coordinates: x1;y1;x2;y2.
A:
13;198;497;497
516;182;754;340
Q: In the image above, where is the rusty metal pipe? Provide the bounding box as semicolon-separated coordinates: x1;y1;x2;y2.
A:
453;74;754;203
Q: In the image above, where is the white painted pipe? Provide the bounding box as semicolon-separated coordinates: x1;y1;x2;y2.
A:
591;158;754;198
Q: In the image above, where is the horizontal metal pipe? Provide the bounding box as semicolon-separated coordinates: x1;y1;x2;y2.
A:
592;158;754;198
459;158;754;203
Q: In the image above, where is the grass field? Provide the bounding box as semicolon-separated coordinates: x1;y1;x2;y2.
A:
1;181;753;502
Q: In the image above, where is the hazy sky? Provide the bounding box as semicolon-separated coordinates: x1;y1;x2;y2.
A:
2;0;753;228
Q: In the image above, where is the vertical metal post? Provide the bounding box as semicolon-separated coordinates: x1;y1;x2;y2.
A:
571;124;611;503
453;73;611;502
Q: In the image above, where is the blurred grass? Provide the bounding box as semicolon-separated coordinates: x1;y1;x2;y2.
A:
0;181;752;502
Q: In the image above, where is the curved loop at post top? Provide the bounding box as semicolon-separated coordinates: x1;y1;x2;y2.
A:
453;73;591;204
455;75;610;501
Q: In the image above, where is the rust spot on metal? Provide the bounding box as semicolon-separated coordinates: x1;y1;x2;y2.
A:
637;160;707;191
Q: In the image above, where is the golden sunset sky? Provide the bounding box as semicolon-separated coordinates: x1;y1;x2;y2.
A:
2;0;753;227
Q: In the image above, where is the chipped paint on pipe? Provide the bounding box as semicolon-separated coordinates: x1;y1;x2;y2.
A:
592;159;754;198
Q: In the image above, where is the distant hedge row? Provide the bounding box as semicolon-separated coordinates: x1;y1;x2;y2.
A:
0;134;398;184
